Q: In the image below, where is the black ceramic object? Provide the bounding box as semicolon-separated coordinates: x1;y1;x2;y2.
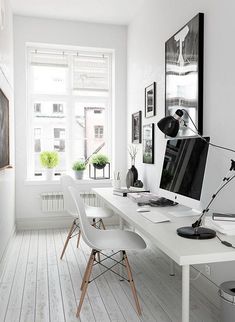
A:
130;165;138;183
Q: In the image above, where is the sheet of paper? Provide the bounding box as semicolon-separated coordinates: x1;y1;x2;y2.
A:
141;211;170;223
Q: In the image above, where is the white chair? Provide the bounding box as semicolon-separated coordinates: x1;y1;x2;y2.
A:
60;175;113;259
69;186;146;317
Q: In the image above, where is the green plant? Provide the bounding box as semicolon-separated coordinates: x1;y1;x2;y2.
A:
40;151;59;169
72;161;86;171
90;153;109;166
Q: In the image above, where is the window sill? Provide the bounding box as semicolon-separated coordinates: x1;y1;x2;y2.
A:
24;177;112;186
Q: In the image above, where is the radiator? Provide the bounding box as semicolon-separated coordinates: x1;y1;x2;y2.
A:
40;191;103;212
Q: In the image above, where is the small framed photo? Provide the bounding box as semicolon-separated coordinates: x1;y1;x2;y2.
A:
145;82;156;118
143;123;154;164
132;111;142;144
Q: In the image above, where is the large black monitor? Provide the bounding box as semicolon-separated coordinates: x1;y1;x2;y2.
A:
159;137;210;211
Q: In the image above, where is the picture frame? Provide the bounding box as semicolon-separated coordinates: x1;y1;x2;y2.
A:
165;13;204;137
132;111;142;144
145;82;156;118
0;89;10;170
143;123;154;164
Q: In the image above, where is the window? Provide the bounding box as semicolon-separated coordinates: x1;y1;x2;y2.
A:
27;46;112;178
94;125;104;139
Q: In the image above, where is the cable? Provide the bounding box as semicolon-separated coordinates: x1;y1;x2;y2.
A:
190;270;202;281
216;234;235;249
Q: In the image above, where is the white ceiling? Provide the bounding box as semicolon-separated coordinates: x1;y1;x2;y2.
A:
10;0;145;25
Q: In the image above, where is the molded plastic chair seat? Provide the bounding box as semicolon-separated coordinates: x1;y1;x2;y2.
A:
60;174;113;260
84;204;113;219
79;227;146;251
69;186;147;317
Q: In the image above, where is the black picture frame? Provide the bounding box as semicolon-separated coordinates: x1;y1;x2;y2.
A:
145;82;156;118
143;123;154;164
165;13;204;137
0;89;9;170
132;111;142;143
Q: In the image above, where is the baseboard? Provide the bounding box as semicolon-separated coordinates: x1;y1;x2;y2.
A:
16;214;119;230
190;266;220;308
0;225;16;281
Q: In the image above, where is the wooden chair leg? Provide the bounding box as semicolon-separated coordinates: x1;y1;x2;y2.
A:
100;219;106;230
123;251;142;315
77;250;95;317
60;219;77;260
80;251;94;291
77;230;81;248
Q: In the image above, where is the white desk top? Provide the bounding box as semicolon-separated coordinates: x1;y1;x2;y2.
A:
93;187;235;266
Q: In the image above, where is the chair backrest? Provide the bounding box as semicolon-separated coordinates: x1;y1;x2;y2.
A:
60;175;76;216
69;186;98;249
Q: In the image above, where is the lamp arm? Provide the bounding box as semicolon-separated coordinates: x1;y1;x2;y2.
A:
192;167;235;228
181;109;235;154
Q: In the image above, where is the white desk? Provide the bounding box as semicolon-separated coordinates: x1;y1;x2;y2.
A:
93;187;235;322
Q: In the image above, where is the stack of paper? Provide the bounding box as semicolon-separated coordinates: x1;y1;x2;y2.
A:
204;217;235;235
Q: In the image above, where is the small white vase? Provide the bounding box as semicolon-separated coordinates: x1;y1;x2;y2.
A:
45;168;54;180
74;170;84;180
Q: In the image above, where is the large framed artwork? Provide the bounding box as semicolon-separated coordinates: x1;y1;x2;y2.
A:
132;111;142;144
0;89;9;169
145;82;156;118
165;13;204;137
143;123;154;164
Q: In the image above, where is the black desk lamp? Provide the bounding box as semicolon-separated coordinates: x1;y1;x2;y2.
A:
157;109;235;240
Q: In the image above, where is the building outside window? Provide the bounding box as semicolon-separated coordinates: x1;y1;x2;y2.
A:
27;46;113;178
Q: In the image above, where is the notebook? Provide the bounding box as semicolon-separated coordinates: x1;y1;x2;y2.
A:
141;211;170;223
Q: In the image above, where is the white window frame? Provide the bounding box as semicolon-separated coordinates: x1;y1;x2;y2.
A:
26;44;113;180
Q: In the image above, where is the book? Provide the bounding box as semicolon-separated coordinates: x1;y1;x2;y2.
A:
212;213;235;222
127;192;159;203
113;188;150;197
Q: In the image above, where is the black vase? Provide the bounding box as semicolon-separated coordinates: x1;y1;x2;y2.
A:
130;165;138;184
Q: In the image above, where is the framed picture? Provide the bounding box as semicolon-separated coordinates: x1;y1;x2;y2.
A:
143;123;154;164
132;111;142;143
165;13;204;137
0;89;9;169
145;82;156;118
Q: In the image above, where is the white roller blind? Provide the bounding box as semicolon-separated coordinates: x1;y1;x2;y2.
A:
30;51;69;68
73;55;109;91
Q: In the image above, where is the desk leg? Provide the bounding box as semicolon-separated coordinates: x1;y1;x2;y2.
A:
119;217;124;279
170;260;175;276
182;265;190;322
119;217;124;230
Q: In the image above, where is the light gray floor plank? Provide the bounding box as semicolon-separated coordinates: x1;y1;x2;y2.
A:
4;231;31;322
20;230;39;322
0;229;220;322
35;230;50;322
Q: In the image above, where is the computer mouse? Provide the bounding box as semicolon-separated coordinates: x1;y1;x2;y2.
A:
136;206;151;213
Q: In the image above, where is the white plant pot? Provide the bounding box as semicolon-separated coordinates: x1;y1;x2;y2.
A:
45;168;54;180
74;170;84;180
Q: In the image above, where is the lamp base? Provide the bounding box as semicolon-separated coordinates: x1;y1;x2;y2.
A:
177;226;216;240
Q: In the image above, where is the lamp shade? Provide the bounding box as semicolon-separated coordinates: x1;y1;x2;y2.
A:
157;109;184;137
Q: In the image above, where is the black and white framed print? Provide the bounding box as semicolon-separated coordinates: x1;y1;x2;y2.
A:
145;82;156;118
0;89;9;170
143;123;154;164
132;111;142;144
165;13;204;137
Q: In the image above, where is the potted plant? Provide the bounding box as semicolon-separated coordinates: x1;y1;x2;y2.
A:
40;151;59;180
72;161;86;180
90;153;109;169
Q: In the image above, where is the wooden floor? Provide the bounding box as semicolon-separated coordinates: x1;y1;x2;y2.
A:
0;229;219;322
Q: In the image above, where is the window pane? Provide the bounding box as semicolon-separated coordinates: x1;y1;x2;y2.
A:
32;102;67;174
72;104;107;163
32;65;68;95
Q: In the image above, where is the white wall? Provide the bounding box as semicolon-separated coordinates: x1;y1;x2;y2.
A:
0;0;15;263
14;16;127;225
127;0;235;305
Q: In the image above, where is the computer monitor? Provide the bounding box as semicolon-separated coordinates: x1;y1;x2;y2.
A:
159;136;210;214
